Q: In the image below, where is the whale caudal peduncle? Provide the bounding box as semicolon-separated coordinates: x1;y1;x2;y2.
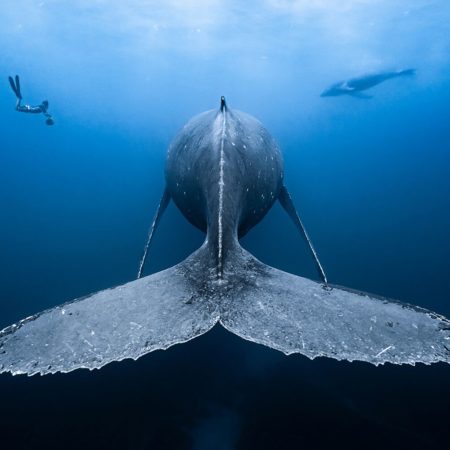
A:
164;97;284;278
1;97;449;376
217;98;227;278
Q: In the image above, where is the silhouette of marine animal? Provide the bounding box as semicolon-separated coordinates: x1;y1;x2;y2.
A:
321;69;416;98
1;97;449;376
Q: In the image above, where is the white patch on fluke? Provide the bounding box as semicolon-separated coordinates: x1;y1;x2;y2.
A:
375;345;393;358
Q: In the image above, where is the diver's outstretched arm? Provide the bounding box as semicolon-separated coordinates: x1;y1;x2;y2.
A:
137;188;171;278
278;185;328;284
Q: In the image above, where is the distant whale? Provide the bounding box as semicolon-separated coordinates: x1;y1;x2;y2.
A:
321;69;416;98
1;97;449;376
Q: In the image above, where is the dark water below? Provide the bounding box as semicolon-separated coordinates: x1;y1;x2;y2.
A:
2;1;450;448
2;88;450;450
2;325;450;450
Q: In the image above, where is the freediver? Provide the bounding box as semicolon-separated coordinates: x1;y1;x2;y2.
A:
8;75;54;126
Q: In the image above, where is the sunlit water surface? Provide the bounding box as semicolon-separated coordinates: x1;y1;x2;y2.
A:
1;1;450;449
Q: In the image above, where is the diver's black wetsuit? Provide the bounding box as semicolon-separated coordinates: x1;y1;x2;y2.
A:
8;75;54;125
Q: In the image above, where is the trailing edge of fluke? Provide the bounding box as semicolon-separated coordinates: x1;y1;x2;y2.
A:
1;97;449;376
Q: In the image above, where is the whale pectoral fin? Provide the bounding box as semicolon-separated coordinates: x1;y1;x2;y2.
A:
278;185;327;284
137;188;171;278
341;83;355;92
0;260;219;376
397;68;416;77
220;254;450;365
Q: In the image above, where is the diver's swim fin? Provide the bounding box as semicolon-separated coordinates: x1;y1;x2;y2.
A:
8;76;19;98
278;185;327;284
137;188;171;278
14;75;22;99
0;246;219;376
220;247;450;366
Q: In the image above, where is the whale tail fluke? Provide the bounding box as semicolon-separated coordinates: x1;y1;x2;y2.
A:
220;247;450;366
0;246;219;376
1;242;450;376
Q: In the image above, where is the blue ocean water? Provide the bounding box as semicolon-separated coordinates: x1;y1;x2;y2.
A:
1;1;450;449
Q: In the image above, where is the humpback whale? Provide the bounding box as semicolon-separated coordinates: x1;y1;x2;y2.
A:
321;69;416;98
1;97;449;376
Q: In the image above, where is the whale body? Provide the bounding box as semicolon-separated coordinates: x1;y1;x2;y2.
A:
321;69;416;98
1;97;449;376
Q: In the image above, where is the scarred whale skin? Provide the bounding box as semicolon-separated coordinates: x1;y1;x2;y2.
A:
165;103;283;274
0;97;449;376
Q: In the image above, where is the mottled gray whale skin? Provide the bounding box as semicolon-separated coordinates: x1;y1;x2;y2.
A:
165;102;283;275
1;97;449;376
321;69;415;98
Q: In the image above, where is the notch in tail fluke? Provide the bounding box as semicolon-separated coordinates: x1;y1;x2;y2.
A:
1;242;450;376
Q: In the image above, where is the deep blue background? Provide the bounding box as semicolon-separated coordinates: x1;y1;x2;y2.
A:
1;1;450;449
